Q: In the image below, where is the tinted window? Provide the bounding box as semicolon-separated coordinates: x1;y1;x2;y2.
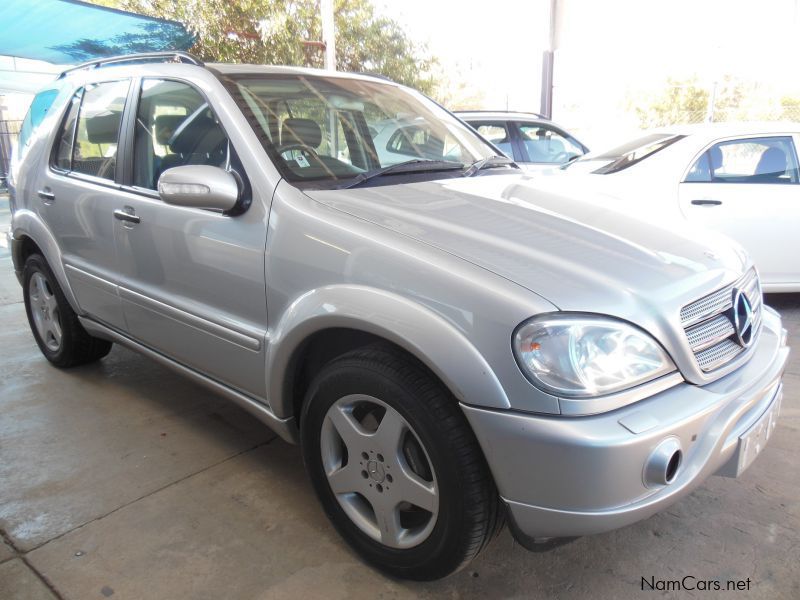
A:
54;91;81;170
19;89;59;151
71;80;129;180
470;122;513;159
592;134;685;174
516;123;584;163
685;136;799;184
133;79;230;190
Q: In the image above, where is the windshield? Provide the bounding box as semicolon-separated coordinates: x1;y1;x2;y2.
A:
217;73;497;187
565;133;685;174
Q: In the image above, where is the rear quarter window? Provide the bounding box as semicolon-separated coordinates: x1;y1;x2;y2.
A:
17;89;59;153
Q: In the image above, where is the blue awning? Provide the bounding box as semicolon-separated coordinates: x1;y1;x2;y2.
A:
1;0;194;65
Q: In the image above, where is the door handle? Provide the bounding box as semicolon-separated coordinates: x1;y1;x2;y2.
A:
113;208;141;224
37;189;55;203
691;199;722;206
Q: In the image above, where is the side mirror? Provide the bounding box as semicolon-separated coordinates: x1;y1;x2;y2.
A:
157;165;239;211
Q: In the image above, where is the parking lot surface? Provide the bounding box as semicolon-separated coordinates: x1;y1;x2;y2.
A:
1;196;798;599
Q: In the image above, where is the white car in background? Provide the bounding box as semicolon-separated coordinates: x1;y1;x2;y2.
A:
456;111;589;170
556;122;800;292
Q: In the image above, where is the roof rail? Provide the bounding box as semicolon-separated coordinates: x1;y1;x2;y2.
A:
453;109;547;118
354;71;397;83
58;51;204;79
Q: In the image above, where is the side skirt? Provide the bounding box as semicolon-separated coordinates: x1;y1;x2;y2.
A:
79;316;299;444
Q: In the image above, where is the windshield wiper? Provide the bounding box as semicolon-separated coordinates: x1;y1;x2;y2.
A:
340;159;464;189
463;155;518;177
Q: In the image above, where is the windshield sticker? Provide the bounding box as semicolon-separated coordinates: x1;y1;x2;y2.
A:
295;153;310;168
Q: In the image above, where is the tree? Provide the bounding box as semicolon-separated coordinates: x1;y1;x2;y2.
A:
629;76;748;129
630;77;709;129
88;0;437;94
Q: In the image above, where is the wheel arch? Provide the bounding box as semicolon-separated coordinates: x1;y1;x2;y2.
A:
267;285;512;422
11;209;81;313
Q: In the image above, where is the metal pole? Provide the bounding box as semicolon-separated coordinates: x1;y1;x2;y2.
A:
540;0;558;118
706;81;718;123
321;0;336;71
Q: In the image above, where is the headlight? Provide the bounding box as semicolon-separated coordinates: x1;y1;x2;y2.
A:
513;315;675;397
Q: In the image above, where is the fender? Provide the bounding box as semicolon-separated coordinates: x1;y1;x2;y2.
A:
10;208;82;313
266;285;512;419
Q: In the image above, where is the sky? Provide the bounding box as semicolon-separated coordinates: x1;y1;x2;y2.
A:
378;0;800;145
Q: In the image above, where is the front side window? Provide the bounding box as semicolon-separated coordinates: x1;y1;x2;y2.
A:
220;74;496;188
70;80;129;180
470;122;513;159
516;123;584;164
133;79;231;190
685;136;799;184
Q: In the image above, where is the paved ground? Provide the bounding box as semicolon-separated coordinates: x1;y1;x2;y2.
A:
1;195;798;599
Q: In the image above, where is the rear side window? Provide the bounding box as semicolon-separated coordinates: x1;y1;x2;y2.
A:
55;91;81;170
71;80;129;180
470;122;513;159
592;134;685;174
685;136;799;184
18;89;59;151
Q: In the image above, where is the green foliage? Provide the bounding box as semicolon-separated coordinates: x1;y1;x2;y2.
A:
90;0;437;94
630;76;751;129
632;77;709;129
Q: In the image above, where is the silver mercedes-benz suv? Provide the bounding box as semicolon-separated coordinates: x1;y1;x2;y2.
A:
8;52;789;580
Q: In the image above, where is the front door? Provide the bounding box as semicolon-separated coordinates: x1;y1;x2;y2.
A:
113;78;270;397
679;134;800;286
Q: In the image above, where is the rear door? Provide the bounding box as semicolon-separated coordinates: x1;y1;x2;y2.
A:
112;77;270;397
678;135;800;286
40;79;131;329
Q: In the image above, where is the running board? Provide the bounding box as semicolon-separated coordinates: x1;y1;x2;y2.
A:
79;316;298;444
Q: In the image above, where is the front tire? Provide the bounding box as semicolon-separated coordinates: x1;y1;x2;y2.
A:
23;254;112;367
300;343;503;580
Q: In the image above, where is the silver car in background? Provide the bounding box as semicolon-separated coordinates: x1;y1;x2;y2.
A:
456;110;589;170
8;52;789;580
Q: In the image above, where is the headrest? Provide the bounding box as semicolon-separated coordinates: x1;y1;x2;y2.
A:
709;145;723;171
168;113;226;155
755;147;786;175
154;114;186;145
281;118;322;148
85;112;121;144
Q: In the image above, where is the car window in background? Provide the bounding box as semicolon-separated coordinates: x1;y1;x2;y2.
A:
470;122;513;159
590;133;685;174
133;79;230;190
18;89;59;152
70;80;129;181
516;123;584;163
685;136;799;184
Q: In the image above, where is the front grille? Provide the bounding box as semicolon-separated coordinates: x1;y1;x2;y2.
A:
680;269;762;372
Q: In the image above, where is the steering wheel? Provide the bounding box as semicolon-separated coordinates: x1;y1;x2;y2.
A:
277;144;320;159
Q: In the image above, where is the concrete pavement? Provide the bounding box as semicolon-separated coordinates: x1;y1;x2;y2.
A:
1;197;799;598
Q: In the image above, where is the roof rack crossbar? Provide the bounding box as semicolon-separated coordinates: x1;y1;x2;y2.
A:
58;51;204;79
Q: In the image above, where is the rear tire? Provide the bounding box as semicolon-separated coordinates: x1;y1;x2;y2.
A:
300;343;503;580
23;254;112;367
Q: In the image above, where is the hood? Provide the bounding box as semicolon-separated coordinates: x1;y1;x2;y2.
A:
305;173;748;320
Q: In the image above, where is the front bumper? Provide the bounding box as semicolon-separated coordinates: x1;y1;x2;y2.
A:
462;307;789;541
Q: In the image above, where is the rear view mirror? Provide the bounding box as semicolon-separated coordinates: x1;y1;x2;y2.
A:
157;165;239;211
